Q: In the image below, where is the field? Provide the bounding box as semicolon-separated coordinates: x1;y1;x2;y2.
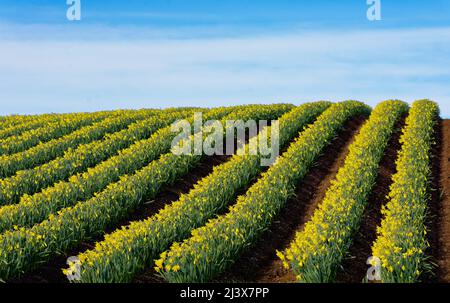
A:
0;100;449;283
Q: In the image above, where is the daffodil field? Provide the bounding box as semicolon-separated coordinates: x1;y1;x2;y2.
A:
71;101;331;282
0;100;446;284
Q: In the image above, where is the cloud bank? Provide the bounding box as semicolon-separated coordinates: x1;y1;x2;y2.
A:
0;23;449;117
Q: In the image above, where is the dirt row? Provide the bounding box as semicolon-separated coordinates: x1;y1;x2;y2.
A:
434;119;450;282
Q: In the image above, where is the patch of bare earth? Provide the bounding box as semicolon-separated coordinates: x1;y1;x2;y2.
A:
430;119;450;282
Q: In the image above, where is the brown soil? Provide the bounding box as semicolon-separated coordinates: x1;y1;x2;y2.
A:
422;118;443;283
433;119;450;282
215;115;368;283
335;116;405;283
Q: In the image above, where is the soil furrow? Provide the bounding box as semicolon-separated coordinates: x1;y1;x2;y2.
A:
433;119;450;282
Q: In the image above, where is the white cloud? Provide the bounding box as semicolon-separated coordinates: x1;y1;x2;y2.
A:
0;23;449;117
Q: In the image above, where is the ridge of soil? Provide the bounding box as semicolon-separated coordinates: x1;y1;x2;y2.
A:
432;119;450;282
215;115;368;283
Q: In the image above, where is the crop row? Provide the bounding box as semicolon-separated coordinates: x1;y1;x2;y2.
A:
155;101;371;282
70;101;332;282
0;110;128;155
0;112;80;133
277;100;409;282
0;112;99;140
0;104;292;280
0;109;174;178
0;114;38;130
0;108;203;205
371;100;439;283
0;106;237;232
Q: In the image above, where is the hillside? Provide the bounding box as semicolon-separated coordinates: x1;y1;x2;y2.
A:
0;100;449;283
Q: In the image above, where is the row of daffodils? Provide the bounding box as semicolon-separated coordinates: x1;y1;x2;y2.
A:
371;100;439;283
0;109;202;205
0;108;170;178
0;110;126;155
0;106;236;232
0;111;104;140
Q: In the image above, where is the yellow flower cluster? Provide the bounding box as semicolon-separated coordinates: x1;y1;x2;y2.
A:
278;100;409;283
0;104;290;281
0;111;117;155
0;108;208;232
0;112;86;140
0;114;41;131
155;101;371;283
371;100;439;283
0;109;166;178
61;102;327;283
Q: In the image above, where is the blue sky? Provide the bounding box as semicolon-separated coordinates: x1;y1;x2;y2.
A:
0;0;449;117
